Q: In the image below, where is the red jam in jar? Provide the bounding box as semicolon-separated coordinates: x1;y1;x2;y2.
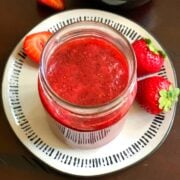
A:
38;22;137;148
47;37;129;106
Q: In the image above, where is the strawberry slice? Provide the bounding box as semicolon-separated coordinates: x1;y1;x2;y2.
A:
38;0;65;11
23;31;53;64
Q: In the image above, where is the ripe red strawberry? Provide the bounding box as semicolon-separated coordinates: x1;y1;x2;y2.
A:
23;31;53;64
38;0;65;11
136;76;179;114
132;38;165;77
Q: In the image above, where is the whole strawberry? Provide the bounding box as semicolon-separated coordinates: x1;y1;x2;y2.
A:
132;38;165;77
136;76;179;114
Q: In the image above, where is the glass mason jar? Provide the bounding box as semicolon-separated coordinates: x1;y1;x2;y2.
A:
38;22;137;149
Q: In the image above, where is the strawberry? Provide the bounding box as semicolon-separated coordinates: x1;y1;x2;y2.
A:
136;76;179;114
38;0;65;11
132;38;165;77
23;31;53;64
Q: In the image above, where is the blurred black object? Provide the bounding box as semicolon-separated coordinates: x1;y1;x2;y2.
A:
100;0;152;9
65;0;152;14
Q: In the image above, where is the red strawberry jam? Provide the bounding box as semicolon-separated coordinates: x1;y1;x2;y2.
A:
46;37;129;106
38;35;136;131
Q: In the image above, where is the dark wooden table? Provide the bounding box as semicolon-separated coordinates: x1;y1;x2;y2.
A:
0;0;180;179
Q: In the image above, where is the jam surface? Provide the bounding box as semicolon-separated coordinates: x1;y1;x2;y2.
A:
46;37;129;106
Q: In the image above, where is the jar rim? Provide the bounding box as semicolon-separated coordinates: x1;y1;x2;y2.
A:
39;21;136;115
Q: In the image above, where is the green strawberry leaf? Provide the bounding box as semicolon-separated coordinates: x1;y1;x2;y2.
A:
159;85;180;112
158;50;166;58
145;38;166;58
159;89;167;97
